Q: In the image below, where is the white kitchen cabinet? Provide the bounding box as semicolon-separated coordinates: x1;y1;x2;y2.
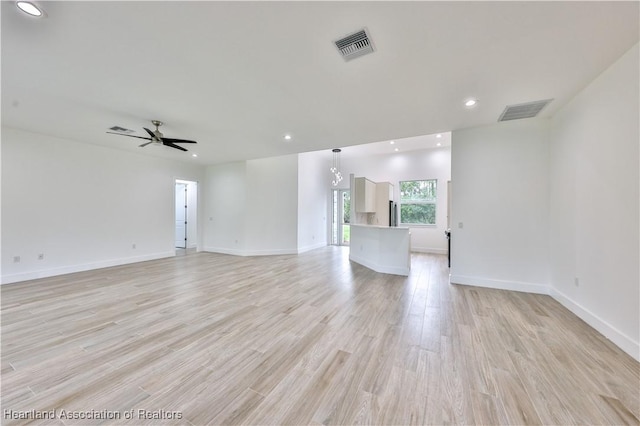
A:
374;182;394;226
355;177;377;212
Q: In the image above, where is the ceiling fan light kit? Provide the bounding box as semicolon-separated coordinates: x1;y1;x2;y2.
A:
107;120;197;152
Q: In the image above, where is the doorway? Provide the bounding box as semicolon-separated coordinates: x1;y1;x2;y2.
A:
331;189;350;245
175;180;198;251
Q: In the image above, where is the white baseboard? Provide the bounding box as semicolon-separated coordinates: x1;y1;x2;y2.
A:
411;247;447;255
203;246;298;257
550;288;639;362
349;254;410;276
203;246;246;256
297;242;327;254
449;274;550;295
205;243;327;257
1;251;175;285
243;248;298;256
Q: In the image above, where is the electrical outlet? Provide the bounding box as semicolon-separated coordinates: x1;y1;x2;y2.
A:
13;256;20;263
574;277;580;287
38;253;44;260
458;222;464;229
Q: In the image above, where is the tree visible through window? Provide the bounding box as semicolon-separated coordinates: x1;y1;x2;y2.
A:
400;180;437;225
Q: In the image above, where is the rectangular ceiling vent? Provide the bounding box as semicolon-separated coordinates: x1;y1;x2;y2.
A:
498;99;553;122
334;28;374;61
109;126;134;133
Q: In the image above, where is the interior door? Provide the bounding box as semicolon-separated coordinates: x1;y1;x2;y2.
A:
175;183;187;248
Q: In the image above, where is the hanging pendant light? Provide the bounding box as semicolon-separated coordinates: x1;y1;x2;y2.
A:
330;148;343;186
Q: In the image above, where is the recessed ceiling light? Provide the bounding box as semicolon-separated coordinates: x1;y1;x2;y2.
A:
16;1;43;17
436;134;442;138
437;142;442;147
394;148;399;152
464;98;478;108
192;153;198;158
390;140;395;145
284;134;292;140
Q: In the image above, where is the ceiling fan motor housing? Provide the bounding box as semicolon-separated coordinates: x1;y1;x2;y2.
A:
151;120;163;139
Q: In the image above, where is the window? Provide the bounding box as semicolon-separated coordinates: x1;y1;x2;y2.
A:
399;179;437;225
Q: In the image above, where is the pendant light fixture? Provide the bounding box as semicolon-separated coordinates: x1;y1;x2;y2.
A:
330;148;343;186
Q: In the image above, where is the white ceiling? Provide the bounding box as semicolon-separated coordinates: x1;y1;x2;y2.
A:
339;132;451;160
2;1;638;165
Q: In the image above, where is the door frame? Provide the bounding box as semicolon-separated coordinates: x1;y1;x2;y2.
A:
175;182;188;248
331;188;351;246
174;179;199;252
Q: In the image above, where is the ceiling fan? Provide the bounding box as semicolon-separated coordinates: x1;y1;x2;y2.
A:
107;120;197;152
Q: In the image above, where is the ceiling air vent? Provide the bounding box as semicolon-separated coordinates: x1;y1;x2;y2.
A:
498;99;553;122
334;28;374;61
109;126;134;133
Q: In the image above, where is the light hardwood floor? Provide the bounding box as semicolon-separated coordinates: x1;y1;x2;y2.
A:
1;248;638;425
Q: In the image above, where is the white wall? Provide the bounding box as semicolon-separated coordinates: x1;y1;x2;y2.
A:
202;161;247;254
549;43;639;359
203;154;301;256
450;119;550;293
1;127;205;284
298;151;329;252
244;155;299;255
340;147;452;254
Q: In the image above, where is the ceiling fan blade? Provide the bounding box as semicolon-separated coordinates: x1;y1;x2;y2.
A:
163;142;188;152
139;141;154;148
143;127;159;140
162;137;197;144
106;132;152;141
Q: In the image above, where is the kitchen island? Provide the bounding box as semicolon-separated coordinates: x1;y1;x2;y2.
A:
349;224;411;276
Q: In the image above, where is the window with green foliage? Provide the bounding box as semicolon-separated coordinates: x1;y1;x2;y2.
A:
399;180;437;225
